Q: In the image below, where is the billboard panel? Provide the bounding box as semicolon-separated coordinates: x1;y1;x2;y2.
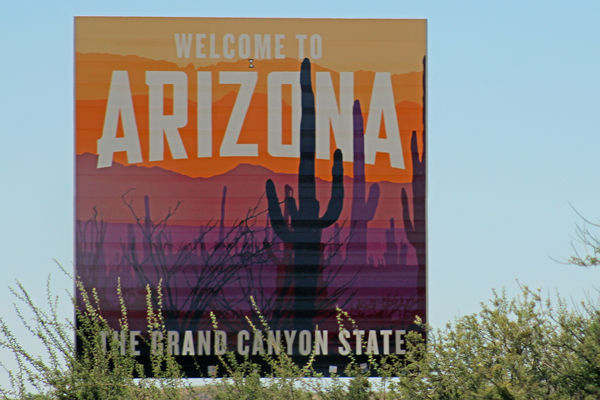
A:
75;17;426;375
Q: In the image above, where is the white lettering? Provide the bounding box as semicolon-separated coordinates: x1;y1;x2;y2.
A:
197;71;212;157
298;330;312;356
381;330;392;355
197;330;211;355
255;34;271;59
210;34;220;58
113;331;126;355
310;34;322;59
296;34;307;59
283;330;297;355
219;72;258;157
239;34;251;59
223;33;235;59
196;34;206;58
315;330;328;355
268;72;300;158
364;72;405;168
130;330;141;356
316;72;353;161
181;330;195;356
97;71;143;168
98;66;409;168
175;33;193;58
353;329;365;355
252;330;265;355
146;71;189;161
338;330;351;355
366;330;379;355
275;34;285;59
215;330;227;355
267;330;281;355
167;330;180;355
395;330;406;355
238;330;250;355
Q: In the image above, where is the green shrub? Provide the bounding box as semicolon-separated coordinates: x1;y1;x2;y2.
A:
386;287;600;399
2;265;600;399
0;269;189;399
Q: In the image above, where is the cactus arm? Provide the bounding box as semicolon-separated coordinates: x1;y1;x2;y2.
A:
401;187;416;243
364;183;380;221
410;131;426;235
411;131;425;176
283;184;298;221
317;149;345;228
285;196;299;221
411;131;426;234
266;179;295;243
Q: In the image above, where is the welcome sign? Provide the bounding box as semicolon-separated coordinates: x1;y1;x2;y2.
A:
75;17;426;375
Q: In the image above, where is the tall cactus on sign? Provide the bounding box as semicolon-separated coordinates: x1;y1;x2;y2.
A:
266;58;345;331
401;56;427;318
346;100;380;266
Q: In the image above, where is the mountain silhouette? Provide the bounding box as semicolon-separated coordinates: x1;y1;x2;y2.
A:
76;152;413;230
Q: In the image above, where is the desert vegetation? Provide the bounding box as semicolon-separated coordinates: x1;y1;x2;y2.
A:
1;257;600;399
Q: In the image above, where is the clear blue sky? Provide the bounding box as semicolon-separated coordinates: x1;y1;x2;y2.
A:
1;0;600;382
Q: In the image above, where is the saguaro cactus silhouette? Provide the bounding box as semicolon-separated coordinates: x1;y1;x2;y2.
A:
346;100;380;266
266;58;345;331
262;185;295;326
401;56;427;317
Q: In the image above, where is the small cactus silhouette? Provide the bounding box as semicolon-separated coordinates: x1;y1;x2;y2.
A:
399;240;408;266
384;218;399;266
266;58;345;331
346;100;380;266
218;186;227;242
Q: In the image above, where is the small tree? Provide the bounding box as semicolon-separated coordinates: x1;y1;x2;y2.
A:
0;267;189;399
566;211;600;267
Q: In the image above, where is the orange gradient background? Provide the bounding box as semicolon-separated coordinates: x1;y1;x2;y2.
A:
75;17;426;183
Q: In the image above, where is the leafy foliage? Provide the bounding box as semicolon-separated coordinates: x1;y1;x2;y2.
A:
2;265;600;399
386;287;600;399
0;268;189;399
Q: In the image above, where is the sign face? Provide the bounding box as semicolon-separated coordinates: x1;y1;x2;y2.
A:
75;17;426;375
